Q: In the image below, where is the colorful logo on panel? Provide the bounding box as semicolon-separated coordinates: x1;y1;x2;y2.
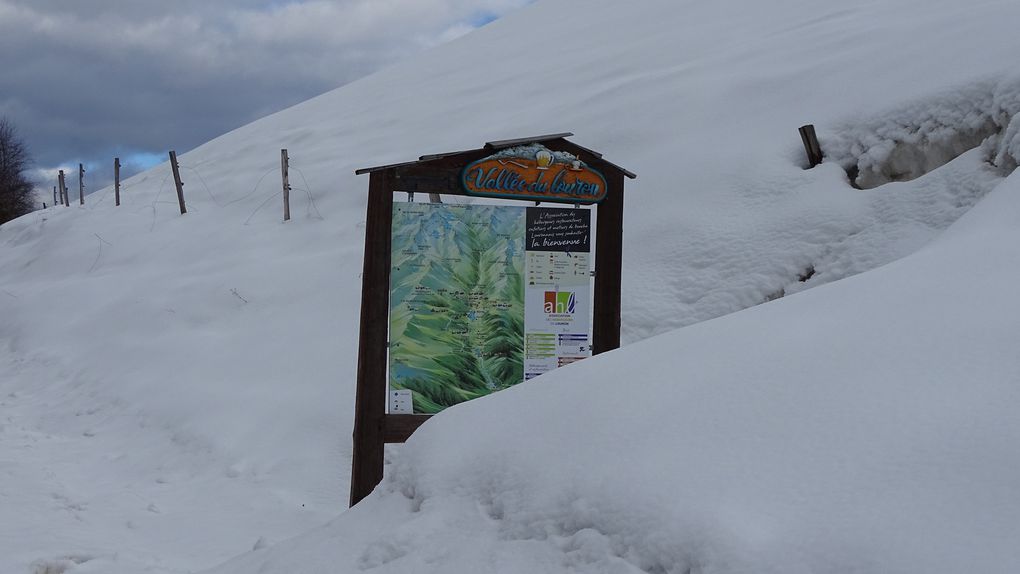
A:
544;291;576;314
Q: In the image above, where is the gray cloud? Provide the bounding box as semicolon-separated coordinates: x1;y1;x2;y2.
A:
0;0;529;193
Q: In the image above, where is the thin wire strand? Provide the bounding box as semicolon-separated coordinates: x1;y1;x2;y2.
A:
88;233;112;273
179;165;224;207
244;190;283;225
289;164;325;220
148;172;173;231
225;167;278;206
87;163;116;209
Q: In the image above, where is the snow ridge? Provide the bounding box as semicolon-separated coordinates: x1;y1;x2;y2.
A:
823;78;1020;188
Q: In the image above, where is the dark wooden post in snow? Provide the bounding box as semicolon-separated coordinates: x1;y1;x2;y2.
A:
799;124;823;168
114;157;121;206
78;163;85;205
349;170;394;506
52;186;57;206
281;149;291;221
169;151;187;214
58;170;67;207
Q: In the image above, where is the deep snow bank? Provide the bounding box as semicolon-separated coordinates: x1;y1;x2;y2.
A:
207;171;1020;574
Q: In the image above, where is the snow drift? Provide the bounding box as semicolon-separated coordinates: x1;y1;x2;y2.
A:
210;171;1020;574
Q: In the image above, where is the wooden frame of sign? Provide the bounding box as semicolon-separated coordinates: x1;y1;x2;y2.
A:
350;133;635;506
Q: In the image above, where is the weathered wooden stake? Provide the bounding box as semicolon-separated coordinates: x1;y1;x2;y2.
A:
114;157;121;206
281;149;291;221
52;186;57;206
58;170;67;207
78;163;85;205
169;151;187;214
799;124;823;168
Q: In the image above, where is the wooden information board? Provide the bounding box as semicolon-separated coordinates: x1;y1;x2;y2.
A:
350;134;635;506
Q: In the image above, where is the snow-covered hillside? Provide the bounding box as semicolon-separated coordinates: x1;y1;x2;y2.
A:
1;0;1019;572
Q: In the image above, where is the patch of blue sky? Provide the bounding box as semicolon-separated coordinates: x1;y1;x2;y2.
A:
122;151;166;170
469;12;499;27
468;1;534;29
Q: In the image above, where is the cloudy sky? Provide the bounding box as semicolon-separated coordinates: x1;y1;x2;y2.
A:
0;0;530;199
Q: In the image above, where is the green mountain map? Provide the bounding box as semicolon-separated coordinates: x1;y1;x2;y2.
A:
389;203;526;414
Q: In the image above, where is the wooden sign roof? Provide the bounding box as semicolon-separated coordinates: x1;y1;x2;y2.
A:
355;133;637;180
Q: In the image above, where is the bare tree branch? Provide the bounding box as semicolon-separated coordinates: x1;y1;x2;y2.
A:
0;117;35;223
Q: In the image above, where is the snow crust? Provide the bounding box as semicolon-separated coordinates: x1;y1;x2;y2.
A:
2;0;1020;572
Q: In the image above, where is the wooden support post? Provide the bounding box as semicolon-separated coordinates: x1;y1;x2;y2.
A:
169;151;187;214
281;149;291;221
799;124;823;168
78;163;85;205
114;157;121;206
58;171;67;207
350;170;394;508
53;186;57;206
592;170;625;355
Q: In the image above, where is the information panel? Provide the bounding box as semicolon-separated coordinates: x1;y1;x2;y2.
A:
389;203;591;414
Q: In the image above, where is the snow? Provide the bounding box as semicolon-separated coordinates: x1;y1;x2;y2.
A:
2;0;1020;572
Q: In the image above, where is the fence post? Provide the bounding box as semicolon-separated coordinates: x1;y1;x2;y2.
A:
281;149;291;221
169;151;187;214
798;124;823;168
58;170;67;207
78;163;85;205
114;157;121;206
53;186;57;206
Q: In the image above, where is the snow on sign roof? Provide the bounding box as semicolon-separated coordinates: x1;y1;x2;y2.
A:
354;133;637;179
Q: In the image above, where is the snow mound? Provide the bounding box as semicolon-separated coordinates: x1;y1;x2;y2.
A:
208;172;1020;574
824;78;1020;188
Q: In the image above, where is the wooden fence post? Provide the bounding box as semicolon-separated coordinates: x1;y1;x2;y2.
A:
799;124;823;168
78;163;85;205
281;149;291;221
114;157;121;206
53;186;57;206
169;151;187;214
58;170;67;207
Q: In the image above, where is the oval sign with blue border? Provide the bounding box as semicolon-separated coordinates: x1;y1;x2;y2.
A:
462;145;607;204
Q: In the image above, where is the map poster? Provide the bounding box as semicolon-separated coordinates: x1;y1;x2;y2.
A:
388;203;591;414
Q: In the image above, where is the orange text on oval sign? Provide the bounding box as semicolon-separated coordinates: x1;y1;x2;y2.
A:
462;155;607;204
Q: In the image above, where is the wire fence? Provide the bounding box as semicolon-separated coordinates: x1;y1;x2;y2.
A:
46;150;331;232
